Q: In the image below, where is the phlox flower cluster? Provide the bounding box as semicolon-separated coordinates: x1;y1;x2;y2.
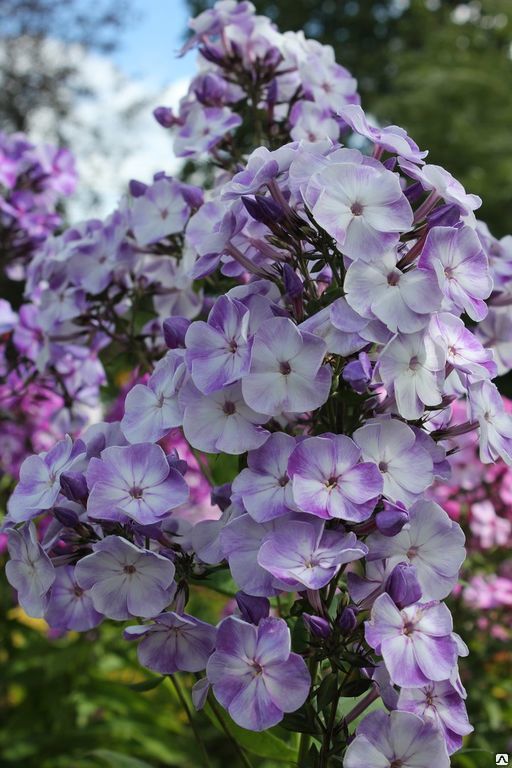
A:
4;2;512;765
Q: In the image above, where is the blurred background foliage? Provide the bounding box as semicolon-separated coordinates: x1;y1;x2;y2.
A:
1;1;512;767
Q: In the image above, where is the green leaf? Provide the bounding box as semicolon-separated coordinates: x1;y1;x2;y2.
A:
339;678;373;698
316;672;338;711
280;704;321;737
87;749;156;768
204;702;298;762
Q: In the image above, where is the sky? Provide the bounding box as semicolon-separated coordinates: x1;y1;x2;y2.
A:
33;0;199;219
112;0;197;87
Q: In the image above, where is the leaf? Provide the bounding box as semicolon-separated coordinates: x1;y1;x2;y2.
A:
127;676;165;692
204;702;298;762
87;750;156;768
316;673;338;711
280;704;321;737
339;678;373;698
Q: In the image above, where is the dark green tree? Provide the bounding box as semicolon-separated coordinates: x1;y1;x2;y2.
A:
185;0;512;236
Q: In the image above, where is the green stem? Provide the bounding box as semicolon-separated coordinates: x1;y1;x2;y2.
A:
167;675;212;768
208;695;254;768
297;658;319;766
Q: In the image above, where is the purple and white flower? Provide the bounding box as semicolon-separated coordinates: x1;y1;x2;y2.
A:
206;616;310;731
366;500;465;600
181;381;269;455
185;295;252;393
257;518;367;590
121;351;186;443
8;435;84;522
75;536;176;620
125;612;217;674
231;432;297;522
45;565;104;631
86;443;189;524
288;434;383;522
306;160;413;261
344;710;450;768
365;594;458;687
354;419;434;504
398;681;473;755
419;225;492;321
242;317;332;416
5;523;55;618
379;331;445;420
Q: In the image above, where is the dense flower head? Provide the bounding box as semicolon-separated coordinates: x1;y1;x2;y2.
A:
5;0;512;759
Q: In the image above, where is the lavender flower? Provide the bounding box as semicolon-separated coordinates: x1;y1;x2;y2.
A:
125;612;216;674
419;225;492;321
354;419;434;504
181;381;269;455
242;317;332;416
257;518;367;590
367;499;466;600
75;536;176;620
5;523;55;618
365;594;458;687
344;710;450;768
121;352;186;443
206;616;310;731
306;160;413;261
185;295;252;393
398;681;473;755
86;443;189;524
231;432;297;522
45;565;104;631
288;434;383;522
8;435;84;522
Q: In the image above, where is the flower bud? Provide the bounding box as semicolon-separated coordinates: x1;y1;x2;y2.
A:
426;202;461;228
236;592;270;624
163;316;190;349
242;194;284;226
166;450;188;476
53;505;81;528
342;352;372;394
375;500;409;537
338;606;357;634
128;179;148;198
60;471;88;503
404;180;424;204
385;563;422;609
153;106;176;128
283;264;304;299
303;613;330;639
211;483;232;511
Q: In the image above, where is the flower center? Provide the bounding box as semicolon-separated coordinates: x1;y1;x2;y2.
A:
407;546;419;559
123;564;137;574
223;400;236;415
444;266;454;280
351;202;364;216
378;461;388;473
387;271;401;286
130;486;144;499
278;474;289;487
325;476;338;490
408;355;420;371
250;660;264;677
73;585;84;597
390;761;403;768
403;621;415;636
279;361;292;375
228;338;238;353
